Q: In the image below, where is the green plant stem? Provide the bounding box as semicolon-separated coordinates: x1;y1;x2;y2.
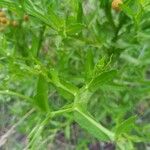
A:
26;107;74;148
104;4;116;30
0;90;33;101
51;107;74;116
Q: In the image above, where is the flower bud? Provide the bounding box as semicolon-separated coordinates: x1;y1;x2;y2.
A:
112;0;123;11
0;17;8;24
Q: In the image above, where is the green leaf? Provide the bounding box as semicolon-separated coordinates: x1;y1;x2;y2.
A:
49;69;78;96
85;49;94;81
115;116;137;136
99;0;110;8
24;1;51;26
93;56;108;76
88;70;117;91
0;0;22;13
59;79;79;96
77;0;83;23
47;7;64;30
34;74;49;112
66;24;85;36
49;69;60;86
74;107;114;141
65;125;71;140
121;4;135;19
57;87;74;101
24;0;63;31
74;87;92;107
125;134;149;143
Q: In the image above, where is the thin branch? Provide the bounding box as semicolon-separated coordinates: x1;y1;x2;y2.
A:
0;90;33;101
51;107;74;116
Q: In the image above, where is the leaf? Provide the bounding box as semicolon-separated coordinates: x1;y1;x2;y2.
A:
24;0;62;31
115;116;137;136
47;7;64;30
88;70;117;91
93;56;108;75
30;33;40;57
0;0;22;13
24;1;51;26
34;74;49;112
49;69;60;86
49;69;78;97
65;125;71;140
85;49;94;81
74;87;92;107
59;79;79;95
121;1;144;25
125;135;149;143
99;0;110;8
120;54;140;65
74;107;114;141
66;24;85;36
57;87;74;101
121;4;135;19
77;0;83;23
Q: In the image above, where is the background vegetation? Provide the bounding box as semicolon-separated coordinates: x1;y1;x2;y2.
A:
0;0;150;149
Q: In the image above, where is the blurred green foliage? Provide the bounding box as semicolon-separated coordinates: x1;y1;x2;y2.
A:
0;0;150;149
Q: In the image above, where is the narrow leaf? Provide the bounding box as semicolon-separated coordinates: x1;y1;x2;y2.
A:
50;69;78;96
74;107;114;141
24;0;62;30
34;74;49;112
66;24;85;36
115;116;137;136
88;70;117;91
59;79;79;96
0;0;22;13
85;49;94;81
77;0;83;23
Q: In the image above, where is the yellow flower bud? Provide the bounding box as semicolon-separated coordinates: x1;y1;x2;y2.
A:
112;0;123;11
